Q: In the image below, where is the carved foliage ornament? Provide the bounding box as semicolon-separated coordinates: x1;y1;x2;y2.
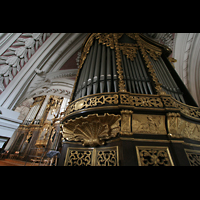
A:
61;113;121;147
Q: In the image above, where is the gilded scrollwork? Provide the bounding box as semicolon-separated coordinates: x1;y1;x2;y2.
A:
113;33;127;92
120;93;163;108
65;149;93;166
64;146;119;166
79;34;96;70
96;150;118;166
140;38;162;61
163;96;200;120
95;33;115;49
61;113;121;146
136;146;174;166
118;43;138;61
66;94;119;116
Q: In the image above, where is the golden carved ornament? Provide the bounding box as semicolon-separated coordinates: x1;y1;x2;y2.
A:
113;33;127;92
120;93;163;108
167;112;200;141
168;57;177;68
79;34;95;70
166;112;181;137
163;96;200;120
61;113;121;147
118;43;138;61
95;33;115;49
132;114;167;135
64;146;119;166
66;93;118;116
120;110;133;135
35;121;52;147
135;33;163;94
70;33;164;101
67;91;200;122
136;146;174;166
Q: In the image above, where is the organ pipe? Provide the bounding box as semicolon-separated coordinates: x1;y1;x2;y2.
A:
100;44;106;93
106;46;112;93
111;49;118;92
71;33;196;106
93;40;102;94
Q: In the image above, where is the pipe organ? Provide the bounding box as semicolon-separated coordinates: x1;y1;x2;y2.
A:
7;33;200;166
8;95;69;163
59;33;200;166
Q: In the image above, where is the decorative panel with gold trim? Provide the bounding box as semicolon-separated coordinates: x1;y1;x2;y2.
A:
167;113;200;141
64;146;119;166
185;149;200;166
136;146;174;166
132;114;167;135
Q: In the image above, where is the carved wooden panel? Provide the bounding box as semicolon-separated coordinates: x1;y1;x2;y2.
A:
132;114;167;135
64;146;119;166
185;149;200;166
136;146;174;166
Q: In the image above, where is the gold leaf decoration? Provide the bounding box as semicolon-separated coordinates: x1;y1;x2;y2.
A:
61;113;121;146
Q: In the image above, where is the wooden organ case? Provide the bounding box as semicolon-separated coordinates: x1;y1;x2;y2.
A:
59;33;200;166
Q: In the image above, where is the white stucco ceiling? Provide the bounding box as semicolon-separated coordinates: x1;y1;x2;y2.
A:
0;33;199;110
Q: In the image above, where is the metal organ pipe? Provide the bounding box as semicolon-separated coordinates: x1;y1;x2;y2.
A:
135;54;148;94
100;44;106;93
156;57;179;100
121;52;131;92
106;46;112;93
158;57;185;103
75;46;91;100
137;51;153;94
129;58;140;93
81;44;94;97
87;39;98;96
93;40;102;94
126;58;136;93
73;36;178;101
111;49;118;92
150;56;170;95
133;53;144;94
